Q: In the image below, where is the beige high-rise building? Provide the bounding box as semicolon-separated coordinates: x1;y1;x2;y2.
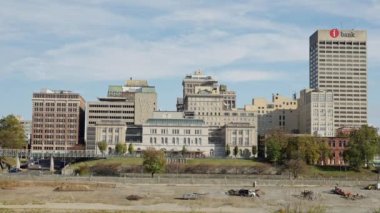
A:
86;80;157;153
31;89;85;152
298;89;335;137
245;93;298;135
310;29;367;128
181;71;257;157
107;79;157;125
181;70;236;111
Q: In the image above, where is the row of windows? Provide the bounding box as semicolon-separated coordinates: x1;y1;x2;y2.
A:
319;46;366;49
100;135;120;144
334;120;367;123
101;128;121;133
318;41;366;45
89;110;134;113
33;119;77;123
318;50;366;54
33;94;79;99
33;124;77;128
149;137;203;146
88;116;134;119
33;113;78;117
150;129;203;135
329;140;348;147
89;105;134;108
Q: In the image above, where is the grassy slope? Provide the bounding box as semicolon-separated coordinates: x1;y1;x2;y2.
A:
70;157;143;170
69;157;378;179
187;158;262;166
305;165;377;179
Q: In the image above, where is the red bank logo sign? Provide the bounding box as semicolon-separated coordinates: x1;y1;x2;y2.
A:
330;29;340;38
329;28;355;38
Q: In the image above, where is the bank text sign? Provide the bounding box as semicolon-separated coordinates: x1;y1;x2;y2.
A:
329;28;355;38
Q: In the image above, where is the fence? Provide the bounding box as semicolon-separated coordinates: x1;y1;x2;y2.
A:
0;173;376;188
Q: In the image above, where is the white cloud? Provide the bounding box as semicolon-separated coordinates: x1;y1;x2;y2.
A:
212;70;285;82
4;30;308;81
0;0;379;83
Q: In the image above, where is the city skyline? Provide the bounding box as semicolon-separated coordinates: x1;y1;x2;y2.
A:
0;1;379;128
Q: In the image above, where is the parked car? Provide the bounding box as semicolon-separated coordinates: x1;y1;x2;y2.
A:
9;168;22;173
28;162;42;170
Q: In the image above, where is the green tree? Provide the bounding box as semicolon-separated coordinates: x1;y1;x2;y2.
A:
286;159;307;179
344;125;379;170
318;139;332;165
251;145;257;158
115;143;127;155
266;137;282;164
181;145;187;157
128;143;135;154
143;147;166;178
225;144;231;157
97;141;107;155
0;115;26;149
265;130;288;164
233;146;238;157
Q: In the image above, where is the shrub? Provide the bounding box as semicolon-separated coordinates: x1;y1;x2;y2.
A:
75;165;91;176
121;165;143;173
90;163;121;176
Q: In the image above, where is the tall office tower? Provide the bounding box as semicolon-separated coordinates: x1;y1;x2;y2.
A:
31;89;85;152
310;29;367;129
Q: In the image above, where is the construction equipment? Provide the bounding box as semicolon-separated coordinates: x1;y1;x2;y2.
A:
331;186;365;200
364;184;380;190
227;189;260;197
300;190;316;200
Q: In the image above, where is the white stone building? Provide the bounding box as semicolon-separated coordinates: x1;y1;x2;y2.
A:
298;89;335;137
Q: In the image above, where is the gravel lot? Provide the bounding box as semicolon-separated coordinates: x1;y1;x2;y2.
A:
0;176;380;212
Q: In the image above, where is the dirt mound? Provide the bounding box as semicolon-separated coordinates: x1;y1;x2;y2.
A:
54;184;93;192
126;194;143;201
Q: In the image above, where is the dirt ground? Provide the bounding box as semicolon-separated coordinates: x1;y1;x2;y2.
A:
1;178;380;213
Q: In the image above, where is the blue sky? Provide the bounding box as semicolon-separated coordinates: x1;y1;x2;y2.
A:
1;0;379;128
